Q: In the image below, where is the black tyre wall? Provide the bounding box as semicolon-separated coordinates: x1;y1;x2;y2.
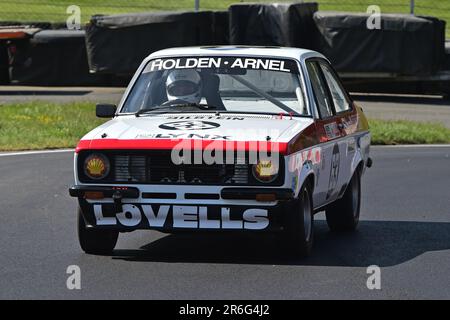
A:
85;11;229;76
229;2;318;49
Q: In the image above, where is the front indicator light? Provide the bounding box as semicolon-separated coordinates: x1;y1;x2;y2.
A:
84;191;104;200
256;193;276;202
252;159;279;183
84;153;110;180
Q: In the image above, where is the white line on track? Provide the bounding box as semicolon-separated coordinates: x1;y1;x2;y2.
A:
0;144;448;157
0;149;74;157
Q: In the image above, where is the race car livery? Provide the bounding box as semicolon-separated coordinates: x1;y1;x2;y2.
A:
70;46;371;256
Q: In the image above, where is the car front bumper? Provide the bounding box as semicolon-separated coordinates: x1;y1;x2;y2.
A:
70;185;296;233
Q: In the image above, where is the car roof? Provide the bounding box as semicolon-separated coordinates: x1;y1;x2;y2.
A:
147;46;326;62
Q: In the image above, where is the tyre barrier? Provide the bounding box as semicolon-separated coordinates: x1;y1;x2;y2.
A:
85;11;228;76
1;2;448;95
229;2;318;49
8;30;112;86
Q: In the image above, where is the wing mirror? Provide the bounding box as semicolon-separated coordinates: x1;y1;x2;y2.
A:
96;104;117;118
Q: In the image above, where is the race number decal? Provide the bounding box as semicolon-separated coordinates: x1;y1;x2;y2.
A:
159;120;220;130
326;144;340;200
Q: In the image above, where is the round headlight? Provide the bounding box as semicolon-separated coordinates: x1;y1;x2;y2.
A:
252;159;279;183
84;153;110;180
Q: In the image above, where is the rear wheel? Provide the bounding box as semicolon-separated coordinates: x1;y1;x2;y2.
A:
283;183;314;257
78;207;119;255
326;170;361;232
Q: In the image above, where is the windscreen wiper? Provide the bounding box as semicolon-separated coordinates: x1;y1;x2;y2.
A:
135;103;218;117
135;106;176;117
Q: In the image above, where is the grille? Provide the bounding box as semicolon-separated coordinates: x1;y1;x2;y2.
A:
113;152;251;185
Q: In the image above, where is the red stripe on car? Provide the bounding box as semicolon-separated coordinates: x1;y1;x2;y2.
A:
75;138;289;154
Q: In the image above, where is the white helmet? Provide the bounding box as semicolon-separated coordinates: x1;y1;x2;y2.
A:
166;69;202;104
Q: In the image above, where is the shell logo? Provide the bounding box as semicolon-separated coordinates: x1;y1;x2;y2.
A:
256;160;276;177
86;156;106;177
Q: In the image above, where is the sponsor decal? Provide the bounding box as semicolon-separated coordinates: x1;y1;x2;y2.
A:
135;133;230;140
145;57;299;74
360;134;371;154
324;122;341;140
84;155;107;178
326;144;340;200
93;204;269;230
166;115;244;121
341;115;358;134
291;174;299;192
347;138;356;154
288;147;322;172
159;120;220;131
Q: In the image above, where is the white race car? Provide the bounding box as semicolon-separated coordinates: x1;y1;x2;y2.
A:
69;46;372;257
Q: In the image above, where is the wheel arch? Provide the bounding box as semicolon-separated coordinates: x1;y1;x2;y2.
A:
350;147;366;179
295;161;316;198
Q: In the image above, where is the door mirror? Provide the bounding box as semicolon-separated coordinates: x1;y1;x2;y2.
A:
96;104;117;118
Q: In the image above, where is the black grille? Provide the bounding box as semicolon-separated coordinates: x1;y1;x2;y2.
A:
114;153;249;185
78;150;283;186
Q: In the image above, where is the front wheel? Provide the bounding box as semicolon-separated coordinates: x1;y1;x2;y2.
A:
283;183;314;257
78;208;119;255
326;170;361;232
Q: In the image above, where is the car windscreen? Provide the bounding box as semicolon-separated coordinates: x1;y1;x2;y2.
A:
120;56;309;116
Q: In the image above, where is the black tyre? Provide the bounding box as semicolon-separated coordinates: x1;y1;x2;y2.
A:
78;207;119;255
283;183;314;257
326;170;361;232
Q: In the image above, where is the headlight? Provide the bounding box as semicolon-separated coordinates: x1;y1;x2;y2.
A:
252;159;279;183
84;153;110;180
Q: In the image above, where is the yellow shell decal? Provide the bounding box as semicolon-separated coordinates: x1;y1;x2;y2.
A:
256;160;276;177
86;157;106;177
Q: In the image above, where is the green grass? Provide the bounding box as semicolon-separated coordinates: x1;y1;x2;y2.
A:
0;102;449;151
0;0;448;37
0;102;105;151
369;119;450;145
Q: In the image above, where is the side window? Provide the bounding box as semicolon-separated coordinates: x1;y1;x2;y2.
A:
306;61;333;118
319;62;351;113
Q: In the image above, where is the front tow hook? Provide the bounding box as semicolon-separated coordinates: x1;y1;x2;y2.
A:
112;191;123;213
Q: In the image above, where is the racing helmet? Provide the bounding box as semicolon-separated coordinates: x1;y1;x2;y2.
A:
166;69;202;104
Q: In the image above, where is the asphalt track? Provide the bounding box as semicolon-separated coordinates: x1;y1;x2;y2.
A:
0;146;449;299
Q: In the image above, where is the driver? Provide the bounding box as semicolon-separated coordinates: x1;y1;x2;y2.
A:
165;69;202;104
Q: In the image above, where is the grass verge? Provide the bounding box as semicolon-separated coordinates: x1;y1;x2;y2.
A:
0;102;105;151
369;119;450;145
0;102;449;151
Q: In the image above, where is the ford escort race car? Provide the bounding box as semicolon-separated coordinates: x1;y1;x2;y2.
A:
69;46;372;257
